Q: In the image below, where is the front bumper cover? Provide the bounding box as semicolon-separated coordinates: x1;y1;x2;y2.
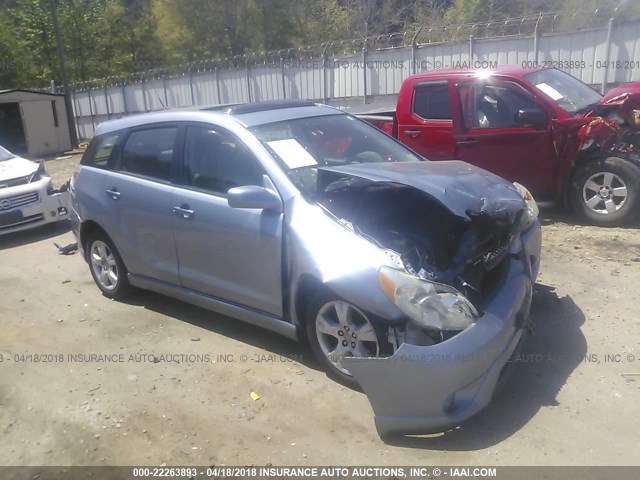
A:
343;221;542;438
0;178;70;235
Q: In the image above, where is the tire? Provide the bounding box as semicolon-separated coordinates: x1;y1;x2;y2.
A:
305;291;390;388
86;231;132;299
570;156;640;227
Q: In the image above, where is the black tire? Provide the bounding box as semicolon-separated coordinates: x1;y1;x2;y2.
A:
86;231;132;299
570;156;640;227
305;290;391;388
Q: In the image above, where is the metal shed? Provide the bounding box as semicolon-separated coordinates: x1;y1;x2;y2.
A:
0;89;72;156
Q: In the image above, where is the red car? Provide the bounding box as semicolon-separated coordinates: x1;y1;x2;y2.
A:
362;67;640;226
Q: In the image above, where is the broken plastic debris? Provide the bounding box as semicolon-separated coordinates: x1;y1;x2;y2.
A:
54;242;78;255
250;391;260;401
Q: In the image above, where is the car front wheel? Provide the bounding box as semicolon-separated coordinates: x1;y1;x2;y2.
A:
570;157;640;227
306;292;388;387
87;232;132;299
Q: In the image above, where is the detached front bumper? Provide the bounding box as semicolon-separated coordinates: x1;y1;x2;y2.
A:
343;221;542;438
0;178;70;235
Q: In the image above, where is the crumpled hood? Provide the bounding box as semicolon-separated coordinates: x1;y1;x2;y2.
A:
318;160;525;220
591;83;640;130
598;82;640;106
0;157;39;182
552;83;640;157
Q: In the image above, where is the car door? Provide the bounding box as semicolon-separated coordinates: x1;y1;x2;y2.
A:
103;124;181;285
396;81;456;160
172;124;284;317
453;79;557;197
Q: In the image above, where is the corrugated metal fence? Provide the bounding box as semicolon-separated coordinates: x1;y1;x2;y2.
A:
71;18;640;140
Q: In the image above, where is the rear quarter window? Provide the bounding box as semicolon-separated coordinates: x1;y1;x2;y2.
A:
81;133;121;169
412;83;452;120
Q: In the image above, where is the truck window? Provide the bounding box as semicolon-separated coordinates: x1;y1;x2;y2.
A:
458;82;545;130
412;83;452;120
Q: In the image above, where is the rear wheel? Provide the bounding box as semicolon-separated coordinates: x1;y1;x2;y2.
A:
570;157;640;227
306;292;388;387
86;232;132;299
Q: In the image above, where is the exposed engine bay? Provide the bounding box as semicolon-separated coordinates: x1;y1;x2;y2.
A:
317;172;518;309
554;88;640;161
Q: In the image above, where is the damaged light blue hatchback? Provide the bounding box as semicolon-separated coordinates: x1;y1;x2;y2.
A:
70;101;541;438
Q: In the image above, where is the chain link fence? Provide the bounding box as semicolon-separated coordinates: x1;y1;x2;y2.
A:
63;10;640;139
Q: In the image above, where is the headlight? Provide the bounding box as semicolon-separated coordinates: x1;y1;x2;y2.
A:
379;266;479;331
513;182;539;229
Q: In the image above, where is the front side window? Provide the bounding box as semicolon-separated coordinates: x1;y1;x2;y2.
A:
458;82;546;129
183;126;264;195
120;127;178;181
81;133;121;169
412;83;452;120
251;114;420;196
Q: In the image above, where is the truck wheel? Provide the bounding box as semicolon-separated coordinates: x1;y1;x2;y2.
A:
570;157;640;227
305;291;389;388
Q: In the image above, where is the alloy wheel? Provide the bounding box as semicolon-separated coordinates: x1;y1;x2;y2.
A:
90;240;119;291
582;171;628;215
315;301;379;375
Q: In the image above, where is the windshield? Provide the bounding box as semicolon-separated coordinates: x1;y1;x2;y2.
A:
0;145;15;161
525;68;602;115
251;114;421;196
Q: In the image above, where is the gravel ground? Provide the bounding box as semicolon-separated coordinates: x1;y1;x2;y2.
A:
0;154;639;467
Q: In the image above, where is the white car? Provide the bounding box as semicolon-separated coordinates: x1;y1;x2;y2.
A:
0;145;70;234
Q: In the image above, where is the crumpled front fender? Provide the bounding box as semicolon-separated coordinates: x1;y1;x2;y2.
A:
343;222;542;438
553;88;640;194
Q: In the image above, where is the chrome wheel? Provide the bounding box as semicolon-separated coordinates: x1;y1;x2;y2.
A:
315;301;379;375
582;171;628;215
90;240;119;291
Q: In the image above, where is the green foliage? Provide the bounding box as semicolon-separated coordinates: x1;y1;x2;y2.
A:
444;0;523;24
5;0;57;85
1;0;640;89
294;0;349;45
555;0;640;30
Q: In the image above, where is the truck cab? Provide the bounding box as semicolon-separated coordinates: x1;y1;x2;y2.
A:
375;67;640;227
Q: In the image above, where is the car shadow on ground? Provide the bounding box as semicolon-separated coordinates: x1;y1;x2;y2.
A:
0;219;71;251
384;283;587;450
120;289;321;373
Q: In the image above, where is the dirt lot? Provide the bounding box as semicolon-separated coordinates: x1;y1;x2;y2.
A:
1;154;639;467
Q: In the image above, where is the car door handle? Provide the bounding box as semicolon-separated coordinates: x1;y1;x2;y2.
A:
173;205;194;219
105;189;120;200
456;139;479;147
403;130;421;138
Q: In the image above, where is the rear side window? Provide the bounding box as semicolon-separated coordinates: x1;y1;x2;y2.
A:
412;83;452;120
81;133;121;169
120;127;178;182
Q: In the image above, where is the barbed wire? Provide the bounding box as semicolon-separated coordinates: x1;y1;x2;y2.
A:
54;8;626;92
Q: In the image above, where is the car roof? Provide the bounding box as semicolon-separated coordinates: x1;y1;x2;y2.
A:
407;65;546;82
94;101;344;136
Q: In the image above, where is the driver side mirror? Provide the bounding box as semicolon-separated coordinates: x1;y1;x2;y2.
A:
227;185;282;212
515;109;547;128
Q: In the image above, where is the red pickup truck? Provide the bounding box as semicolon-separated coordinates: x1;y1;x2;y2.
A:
361;67;640;227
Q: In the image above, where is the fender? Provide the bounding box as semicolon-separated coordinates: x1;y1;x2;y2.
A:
553;88;640;204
